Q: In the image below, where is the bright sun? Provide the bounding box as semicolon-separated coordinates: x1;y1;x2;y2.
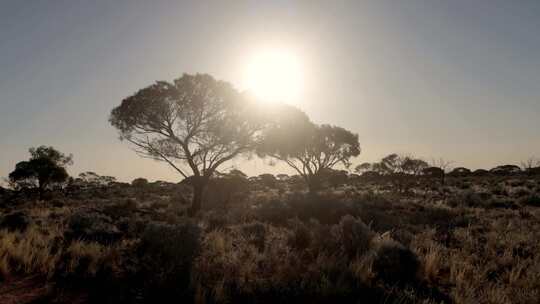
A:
243;49;304;103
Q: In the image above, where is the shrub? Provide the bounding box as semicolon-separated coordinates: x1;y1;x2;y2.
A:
288;194;356;225
447;191;485;208
131;178;149;188
50;198;65;207
491;185;508;196
67;211;121;244
372;239;419;285
519;194;540;207
333;215;374;257
513;187;531;198
203;210;229;231
117;217;146;237
310;222;340;254
254;199;292;225
287;219;312;250
103;199;137;219
0;211;32;232
486;197;518;209
241;221;267;251
138;220;201;300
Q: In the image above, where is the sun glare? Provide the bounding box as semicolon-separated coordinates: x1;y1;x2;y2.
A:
243;49;304;103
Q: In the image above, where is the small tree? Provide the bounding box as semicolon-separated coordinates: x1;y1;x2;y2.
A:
448;167;472;177
78;172;117;187
430;158;453;185
379;153;403;175
8;146;73;199
401;157;428;176
257;105;360;193
366;154;424;192
490;165;521;176
354;162;373;175
521;157;540;175
132;178;149;188
110;74;264;215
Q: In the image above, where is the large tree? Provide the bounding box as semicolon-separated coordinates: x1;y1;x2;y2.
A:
110;74;263;215
9;146;73;199
257;105;360;193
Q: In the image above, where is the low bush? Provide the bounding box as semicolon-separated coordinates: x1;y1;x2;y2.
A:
287;219;312;250
0;211;32;232
241;221;267;251
372;239;419;285
519;194;540;207
138;219;201;301
67;211;121;244
103;199;137;219
333;215;374;257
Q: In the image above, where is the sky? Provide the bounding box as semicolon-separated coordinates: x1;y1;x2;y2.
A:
1;0;540;183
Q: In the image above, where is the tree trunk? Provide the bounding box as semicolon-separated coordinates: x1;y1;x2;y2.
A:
188;177;206;216
441;172;446;186
307;175;321;194
38;182;44;201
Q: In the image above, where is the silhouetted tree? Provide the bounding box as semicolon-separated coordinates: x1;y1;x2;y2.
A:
521;157;540;175
472;169;490;176
448;167;471;177
8;146;72;199
77;172;117;187
110;74;263;215
401;157;428;175
132;178;149;188
378;153;403;175
527;166;540;176
423;167;444;177
490;165;521;176
319;168;349;187
226;169;248;179
430;158;453;185
205;169;250;208
354;162;373;175
257;105;360;193
276;174;289;181
369;154;427;176
367;154;425;192
257;173;278;188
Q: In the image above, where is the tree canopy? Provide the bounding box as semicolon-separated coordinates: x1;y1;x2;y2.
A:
257;105;360;192
8;146;73;198
356;154;427;177
110;73;264;214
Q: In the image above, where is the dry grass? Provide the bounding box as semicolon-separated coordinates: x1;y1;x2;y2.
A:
0;175;539;303
0;226;62;278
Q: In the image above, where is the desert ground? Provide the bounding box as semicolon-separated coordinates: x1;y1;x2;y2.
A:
0;172;539;303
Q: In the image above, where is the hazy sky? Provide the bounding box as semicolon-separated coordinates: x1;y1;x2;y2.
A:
1;1;539;182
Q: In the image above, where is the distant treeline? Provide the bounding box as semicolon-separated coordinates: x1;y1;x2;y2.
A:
3;73;539;215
